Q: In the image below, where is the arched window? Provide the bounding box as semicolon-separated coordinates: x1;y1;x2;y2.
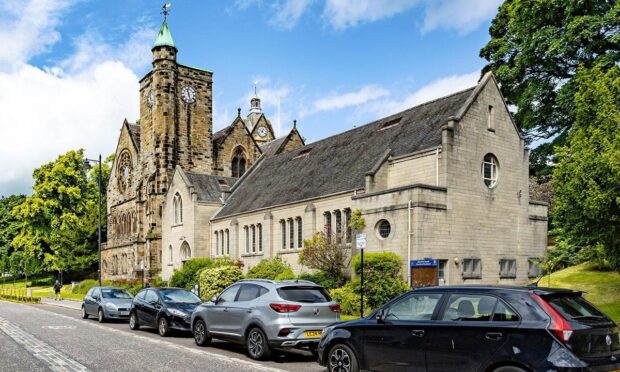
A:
173;193;183;225
214;231;219;256
288;218;294;249
231;147;247;178
220;230;224;255
225;229;230;255
296;217;303;248
324;212;332;241
344;208;352;243
335;210;342;242
169;245;173;263
251;225;256;253
257;224;262;252
244;226;249;253
180;241;191;261
280;220;286;250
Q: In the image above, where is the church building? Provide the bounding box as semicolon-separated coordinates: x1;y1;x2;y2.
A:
104;17;548;286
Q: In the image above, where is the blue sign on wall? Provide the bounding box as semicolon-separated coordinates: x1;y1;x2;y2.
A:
410;259;438;268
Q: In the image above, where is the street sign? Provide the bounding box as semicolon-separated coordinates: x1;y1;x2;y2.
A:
140;260;144;270
410;259;438;268
356;233;366;249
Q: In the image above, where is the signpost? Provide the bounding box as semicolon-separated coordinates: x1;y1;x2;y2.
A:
140;260;145;288
356;233;366;318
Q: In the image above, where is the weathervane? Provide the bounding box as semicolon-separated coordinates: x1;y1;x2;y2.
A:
254;81;258;96
161;3;172;19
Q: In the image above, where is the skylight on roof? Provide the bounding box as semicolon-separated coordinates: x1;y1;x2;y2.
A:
379;117;402;130
294;148;312;159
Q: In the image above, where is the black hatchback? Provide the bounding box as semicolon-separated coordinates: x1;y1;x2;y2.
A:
128;287;201;337
318;286;620;372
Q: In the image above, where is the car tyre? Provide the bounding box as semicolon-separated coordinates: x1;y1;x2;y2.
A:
193;319;211;346
81;306;88;319
97;308;106;323
493;367;528;372
246;327;271;360
158;317;170;337
328;344;359;372
129;312;140;330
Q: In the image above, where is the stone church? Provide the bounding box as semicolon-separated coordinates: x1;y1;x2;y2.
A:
104;18;548;286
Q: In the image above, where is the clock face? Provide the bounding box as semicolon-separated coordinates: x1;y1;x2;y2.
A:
147;90;154;108
117;151;132;194
181;86;196;104
257;126;268;138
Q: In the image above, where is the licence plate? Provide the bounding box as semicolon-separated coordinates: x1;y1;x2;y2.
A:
304;330;322;338
120;311;129;316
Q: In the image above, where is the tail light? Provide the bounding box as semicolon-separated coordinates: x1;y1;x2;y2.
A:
278;328;292;336
270;303;301;313
531;293;573;342
329;304;341;313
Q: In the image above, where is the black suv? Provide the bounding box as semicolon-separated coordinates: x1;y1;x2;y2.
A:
318;286;620;372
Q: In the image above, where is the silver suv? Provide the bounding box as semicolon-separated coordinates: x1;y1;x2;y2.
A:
191;279;340;360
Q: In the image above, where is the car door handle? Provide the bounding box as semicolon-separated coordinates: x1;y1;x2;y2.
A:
485;332;503;341
411;330;425;337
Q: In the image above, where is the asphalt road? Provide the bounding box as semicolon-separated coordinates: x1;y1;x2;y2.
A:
0;300;324;372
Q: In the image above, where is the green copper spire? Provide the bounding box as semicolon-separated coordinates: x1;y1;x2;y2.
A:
153;18;175;48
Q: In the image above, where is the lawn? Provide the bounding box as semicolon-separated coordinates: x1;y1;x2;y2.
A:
538;262;620;323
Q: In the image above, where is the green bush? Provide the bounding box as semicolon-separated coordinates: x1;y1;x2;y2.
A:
330;284;367;316
71;279;115;295
198;265;243;301
246;257;293;280
298;271;339;290
169;258;215;289
351;252;408;310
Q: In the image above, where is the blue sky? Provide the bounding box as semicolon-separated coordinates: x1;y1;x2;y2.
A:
0;0;502;196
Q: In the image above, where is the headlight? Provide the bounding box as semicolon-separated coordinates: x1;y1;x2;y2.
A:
169;308;187;317
105;302;117;310
322;325;335;338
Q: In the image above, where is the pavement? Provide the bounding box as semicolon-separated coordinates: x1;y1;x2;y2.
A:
40;297;82;310
0;300;324;372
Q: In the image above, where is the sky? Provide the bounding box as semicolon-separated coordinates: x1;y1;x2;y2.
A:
0;0;503;197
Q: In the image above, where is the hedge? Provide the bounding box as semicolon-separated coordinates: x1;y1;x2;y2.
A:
198;265;243;301
246;257;294;280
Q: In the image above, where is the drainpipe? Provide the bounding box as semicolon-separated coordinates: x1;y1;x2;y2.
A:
435;147;440;186
407;199;413;287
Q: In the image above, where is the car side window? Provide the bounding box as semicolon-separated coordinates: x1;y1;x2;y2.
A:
145;290;159;304
218;285;240;303
92;288;100;299
492;300;520;322
236;285;261;302
86;288;94;297
384;293;442;321
440;294;497;322
136;290;146;301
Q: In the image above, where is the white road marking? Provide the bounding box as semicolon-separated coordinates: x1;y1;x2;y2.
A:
28;301;288;372
0;315;90;372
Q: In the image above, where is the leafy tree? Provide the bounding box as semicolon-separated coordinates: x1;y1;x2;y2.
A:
300;232;351;287
552;63;620;270
246;257;294;280
11;150;112;276
0;195;26;267
480;0;619;175
169;258;214;289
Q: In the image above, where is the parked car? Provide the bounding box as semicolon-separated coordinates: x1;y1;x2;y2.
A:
318;286;620;372
191;279;341;360
129;287;201;337
81;286;133;322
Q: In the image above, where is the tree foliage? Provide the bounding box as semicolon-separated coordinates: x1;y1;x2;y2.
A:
246;256;294;280
0;195;26;270
480;0;619;174
300;232;351;287
552;63;620;270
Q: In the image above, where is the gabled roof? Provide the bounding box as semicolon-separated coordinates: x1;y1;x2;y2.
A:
174;167;237;203
214;85;476;219
259;136;288;156
213;124;233;146
126;122;141;151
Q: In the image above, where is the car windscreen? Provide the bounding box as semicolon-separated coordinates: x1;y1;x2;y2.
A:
160;289;201;304
101;289;132;299
546;295;608;322
277;286;331;303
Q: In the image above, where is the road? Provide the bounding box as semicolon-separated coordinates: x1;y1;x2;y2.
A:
0;300;324;372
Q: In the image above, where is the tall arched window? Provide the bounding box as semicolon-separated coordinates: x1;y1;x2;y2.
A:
169;245;173;263
244;226;249;253
214;231;219;256
280;220;286;250
180;241;191;261
288;218;294;249
296;217;303;248
251;225;256;253
173;193;183;225
231;147;247;178
257;224;262;252
220;230;224;255
225;229;230;255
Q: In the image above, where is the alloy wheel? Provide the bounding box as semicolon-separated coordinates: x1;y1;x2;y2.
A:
98;309;104;323
329;347;352;372
248;330;264;358
194;321;206;345
158;318;168;336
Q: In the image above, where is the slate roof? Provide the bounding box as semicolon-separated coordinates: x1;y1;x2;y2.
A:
212;125;232;146
184;172;238;203
127;123;141;151
214;87;476;219
259;136;288;156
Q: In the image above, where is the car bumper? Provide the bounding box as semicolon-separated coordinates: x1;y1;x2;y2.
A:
169;315;192;331
269;338;320;349
104;309;130;319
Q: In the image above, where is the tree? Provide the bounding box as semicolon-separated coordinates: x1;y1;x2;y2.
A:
11;149;113;276
552;63;620;270
0;195;26;267
480;0;619;175
300;232;351;287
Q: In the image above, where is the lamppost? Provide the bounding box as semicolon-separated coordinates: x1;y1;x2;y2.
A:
83;154;103;287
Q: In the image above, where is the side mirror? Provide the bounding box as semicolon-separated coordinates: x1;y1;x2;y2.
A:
211;296;218;304
375;309;385;323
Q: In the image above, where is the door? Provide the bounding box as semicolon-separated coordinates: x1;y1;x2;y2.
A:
426;293;512;372
207;284;240;336
89;288;101;314
141;290;160;326
225;284;265;337
363;293;443;371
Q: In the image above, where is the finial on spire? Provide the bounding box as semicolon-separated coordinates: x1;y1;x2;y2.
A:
237;108;241;117
293;120;297;129
162;3;172;19
253;81;258;97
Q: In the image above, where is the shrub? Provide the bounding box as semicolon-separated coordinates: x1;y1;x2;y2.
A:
351;251;408;310
246;257;293;280
298;271;339;290
198;265;243;301
169;258;214;289
330;284;367;316
299;232;351;287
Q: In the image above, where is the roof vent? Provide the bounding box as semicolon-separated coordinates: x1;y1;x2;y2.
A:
294;148;312;159
379;117;402;130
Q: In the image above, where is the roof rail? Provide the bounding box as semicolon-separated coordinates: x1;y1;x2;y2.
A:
237;279;276;284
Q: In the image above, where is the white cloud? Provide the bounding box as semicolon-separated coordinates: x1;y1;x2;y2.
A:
421;0;502;35
365;71;480;117
323;0;418;30
0;0;153;196
308;85;389;115
270;0;315;29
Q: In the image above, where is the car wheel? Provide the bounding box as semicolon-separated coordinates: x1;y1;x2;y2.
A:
246;327;272;360
97;308;105;323
81;306;88;319
158;317;170;337
328;344;359;372
193;319;211;346
493;367;528;372
129;312;140;330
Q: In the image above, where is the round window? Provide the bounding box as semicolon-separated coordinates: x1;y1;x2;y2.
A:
376;220;391;239
481;153;499;188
